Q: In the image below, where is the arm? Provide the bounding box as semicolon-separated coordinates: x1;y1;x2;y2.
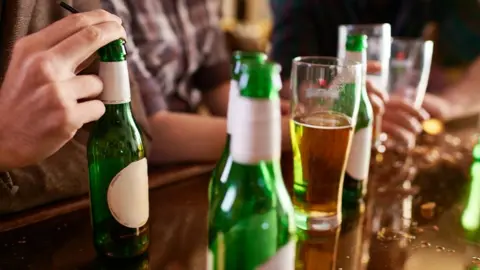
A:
148;112;293;164
437;56;480;118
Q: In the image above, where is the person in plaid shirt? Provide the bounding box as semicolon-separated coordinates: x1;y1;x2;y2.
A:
102;0;292;164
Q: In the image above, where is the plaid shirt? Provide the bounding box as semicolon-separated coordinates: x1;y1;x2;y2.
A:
102;0;230;115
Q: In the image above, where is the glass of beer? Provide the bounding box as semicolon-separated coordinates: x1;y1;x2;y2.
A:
290;57;362;231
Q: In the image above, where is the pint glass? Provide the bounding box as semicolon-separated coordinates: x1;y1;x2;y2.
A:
290;57;361;231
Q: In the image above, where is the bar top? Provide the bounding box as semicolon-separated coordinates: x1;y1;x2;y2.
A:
0;114;478;269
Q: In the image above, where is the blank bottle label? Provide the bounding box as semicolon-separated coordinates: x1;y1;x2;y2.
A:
231;97;281;164
346;125;373;180
99;61;131;104
107;158;149;228
207;248;214;270
258;241;295;270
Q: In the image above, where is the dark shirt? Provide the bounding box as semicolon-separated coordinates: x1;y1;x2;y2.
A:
269;0;472;80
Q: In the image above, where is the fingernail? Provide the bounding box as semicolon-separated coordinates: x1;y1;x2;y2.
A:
419;109;430;120
415;122;423;133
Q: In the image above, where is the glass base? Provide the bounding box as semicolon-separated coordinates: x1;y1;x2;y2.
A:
294;207;341;231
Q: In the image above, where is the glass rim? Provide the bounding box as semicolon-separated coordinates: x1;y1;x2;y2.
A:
391;37;434;45
339;23;391;29
292;56;361;68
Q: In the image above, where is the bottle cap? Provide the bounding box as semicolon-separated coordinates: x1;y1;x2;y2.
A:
346;34;368;52
238;62;282;99
98;39;127;62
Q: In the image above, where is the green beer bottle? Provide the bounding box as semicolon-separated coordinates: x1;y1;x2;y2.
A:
209;51;267;202
208;62;295;270
461;138;480;238
343;34;374;202
88;39;149;258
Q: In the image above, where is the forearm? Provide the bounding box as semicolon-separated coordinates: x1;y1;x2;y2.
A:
203;82;230;117
281;116;292;152
148;112;293;164
148;111;227;164
438;80;480;118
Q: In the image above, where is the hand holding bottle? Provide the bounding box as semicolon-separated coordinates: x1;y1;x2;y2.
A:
0;10;126;169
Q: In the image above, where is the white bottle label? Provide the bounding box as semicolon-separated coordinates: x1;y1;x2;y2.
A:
231;97;281;164
99;61;132;104
207;249;214;270
107;158;149;228
258;241;295;270
226;80;238;134
346;125;373;180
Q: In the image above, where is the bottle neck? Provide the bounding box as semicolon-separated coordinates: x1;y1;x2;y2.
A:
230;96;281;164
104;102;133;115
345;50;366;89
99;60;132;104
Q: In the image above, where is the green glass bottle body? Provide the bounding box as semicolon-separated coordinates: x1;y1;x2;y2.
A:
88;40;149;258
208;62;295;270
208;52;267;203
461;138;480;239
343;35;374;203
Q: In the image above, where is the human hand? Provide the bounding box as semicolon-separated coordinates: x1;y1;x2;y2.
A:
0;10;126;169
421;93;450;120
382;97;430;148
365;61;430;147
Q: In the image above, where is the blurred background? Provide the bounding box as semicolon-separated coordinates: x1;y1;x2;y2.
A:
220;0;272;53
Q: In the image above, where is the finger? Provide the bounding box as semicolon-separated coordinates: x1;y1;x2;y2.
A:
421;93;450;120
75;54;99;74
386;97;430;121
367;91;385;115
280;99;291;116
75;100;106;124
367;61;382;74
383;110;423;134
50;21;127;71
29;10;122;50
61;75;103;100
366;80;389;102
382;121;415;149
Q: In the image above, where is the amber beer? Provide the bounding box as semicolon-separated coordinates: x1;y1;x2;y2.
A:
291;111;354;221
295;227;340;270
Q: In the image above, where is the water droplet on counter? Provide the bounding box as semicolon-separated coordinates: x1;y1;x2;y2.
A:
436;246;446;252
421;241;431;248
473;257;480;261
447;249;455;253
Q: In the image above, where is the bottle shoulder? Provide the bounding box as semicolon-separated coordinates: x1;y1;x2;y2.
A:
87;113;145;158
209;161;292;221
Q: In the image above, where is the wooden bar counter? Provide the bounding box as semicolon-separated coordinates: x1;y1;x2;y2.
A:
0;114;479;270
